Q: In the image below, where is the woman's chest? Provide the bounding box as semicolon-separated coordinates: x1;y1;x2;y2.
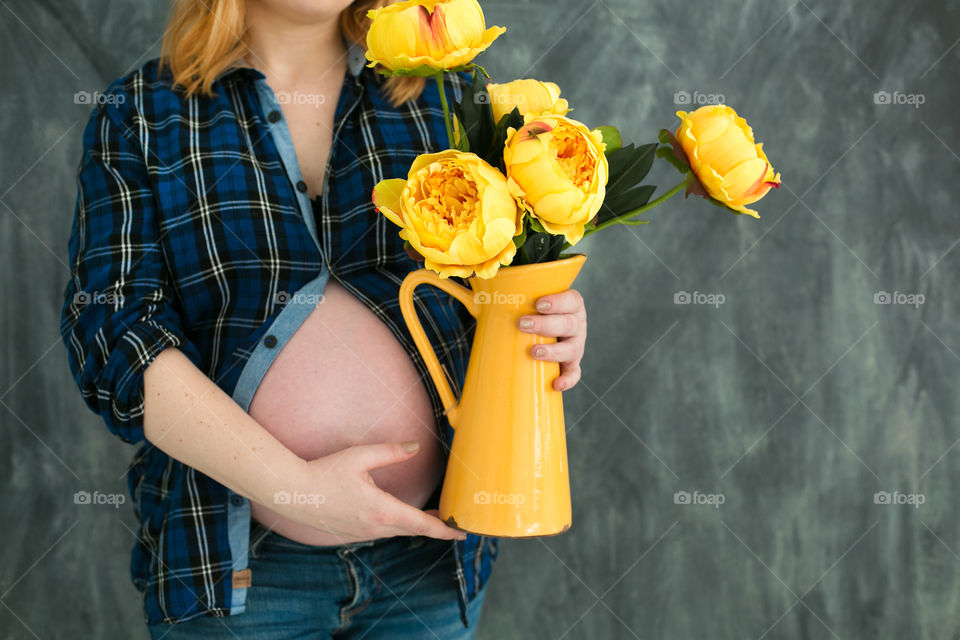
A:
278;82;341;199
146;85;415;321
139;75;470;384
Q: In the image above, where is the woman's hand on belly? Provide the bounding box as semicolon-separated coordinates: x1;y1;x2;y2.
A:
273;440;467;543
245;279;452;544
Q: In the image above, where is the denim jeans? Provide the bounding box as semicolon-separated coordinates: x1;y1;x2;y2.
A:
146;521;488;639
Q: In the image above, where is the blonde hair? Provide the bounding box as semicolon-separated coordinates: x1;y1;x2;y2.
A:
159;0;425;106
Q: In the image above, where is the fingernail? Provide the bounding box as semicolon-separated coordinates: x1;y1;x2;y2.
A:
518;318;534;330
533;346;546;357
536;300;551;312
403;440;420;452
458;532;468;540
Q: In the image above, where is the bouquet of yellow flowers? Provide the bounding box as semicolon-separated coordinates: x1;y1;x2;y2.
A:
364;0;782;537
367;0;781;280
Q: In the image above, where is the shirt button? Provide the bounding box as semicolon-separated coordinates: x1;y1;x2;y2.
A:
230;495;244;507
267;110;282;123
296;180;308;193
264;334;278;348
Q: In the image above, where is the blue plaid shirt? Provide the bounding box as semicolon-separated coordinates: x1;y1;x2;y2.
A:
60;41;497;627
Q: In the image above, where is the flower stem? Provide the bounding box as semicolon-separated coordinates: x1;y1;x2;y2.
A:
435;72;454;148
572;178;688;246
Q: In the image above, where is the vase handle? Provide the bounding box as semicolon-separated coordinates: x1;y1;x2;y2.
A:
399;269;479;429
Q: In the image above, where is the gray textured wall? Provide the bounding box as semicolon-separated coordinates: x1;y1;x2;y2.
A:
2;1;958;638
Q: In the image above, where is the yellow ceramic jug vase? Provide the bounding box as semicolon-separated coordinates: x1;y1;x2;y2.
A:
398;253;587;537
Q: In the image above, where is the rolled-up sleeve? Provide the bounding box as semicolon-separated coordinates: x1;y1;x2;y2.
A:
60;93;204;444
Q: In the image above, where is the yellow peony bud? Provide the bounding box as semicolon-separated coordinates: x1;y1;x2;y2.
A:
503;114;608;245
674;104;781;218
372;150;524;279
365;0;505;72
486;79;571;123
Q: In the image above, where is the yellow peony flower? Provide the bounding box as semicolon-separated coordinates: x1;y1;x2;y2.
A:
675;105;781;218
372;150;523;279
486;78;571;123
503;114;608;245
365;0;505;72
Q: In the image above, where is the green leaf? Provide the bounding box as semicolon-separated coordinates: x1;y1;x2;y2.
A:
607;143;656;190
655;146;687;174
518;230;564;264
657;128;690;174
458;69;495;158
374;64;476;78
512;218;527;249
510;217;564;265
598;143;657;227
596;126;622;152
596;184;657;224
373;62;490;78
527;215;547;234
453;113;470;151
468;63;491;79
374;65;443;77
484;107;524;166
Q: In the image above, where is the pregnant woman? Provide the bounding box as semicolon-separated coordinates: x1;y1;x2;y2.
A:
60;0;588;637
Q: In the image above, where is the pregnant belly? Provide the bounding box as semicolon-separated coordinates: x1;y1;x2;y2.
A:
247;278;443;545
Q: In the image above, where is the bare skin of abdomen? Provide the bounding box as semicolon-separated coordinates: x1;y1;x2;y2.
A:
247;278;443;545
